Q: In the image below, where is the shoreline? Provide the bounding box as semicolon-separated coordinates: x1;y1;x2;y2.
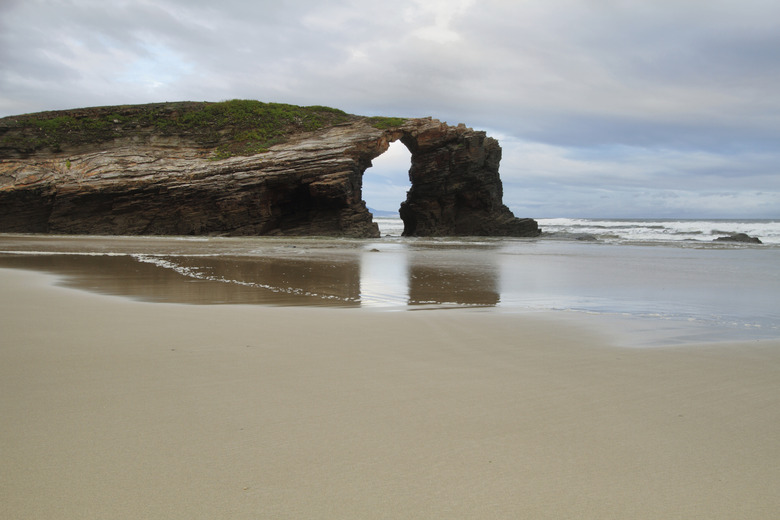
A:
2;231;778;346
2;267;780;518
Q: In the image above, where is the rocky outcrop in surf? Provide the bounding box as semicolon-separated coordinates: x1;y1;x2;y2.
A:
714;233;762;244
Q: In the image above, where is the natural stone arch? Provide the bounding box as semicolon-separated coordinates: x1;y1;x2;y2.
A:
361;139;411;229
0;105;540;238
360;119;539;237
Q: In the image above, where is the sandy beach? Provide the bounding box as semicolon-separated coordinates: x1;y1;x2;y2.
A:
1;266;779;519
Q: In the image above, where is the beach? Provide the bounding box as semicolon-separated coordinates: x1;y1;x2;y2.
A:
2;253;780;518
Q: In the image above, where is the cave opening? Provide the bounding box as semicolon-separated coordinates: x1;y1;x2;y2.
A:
362;139;412;237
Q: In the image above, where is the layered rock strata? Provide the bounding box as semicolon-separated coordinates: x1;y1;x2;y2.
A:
0;104;539;238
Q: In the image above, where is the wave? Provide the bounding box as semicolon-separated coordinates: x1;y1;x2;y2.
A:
537;218;780;245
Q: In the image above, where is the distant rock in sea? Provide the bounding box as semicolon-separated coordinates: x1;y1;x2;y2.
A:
714;233;762;244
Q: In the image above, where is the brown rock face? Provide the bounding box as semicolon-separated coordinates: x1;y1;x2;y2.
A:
395;121;539;237
0;105;539;238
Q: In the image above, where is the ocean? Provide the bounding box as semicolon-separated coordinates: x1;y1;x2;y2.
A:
375;217;780;245
1;217;778;346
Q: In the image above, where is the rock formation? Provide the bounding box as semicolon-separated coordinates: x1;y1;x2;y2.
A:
0;101;540;238
714;233;762;244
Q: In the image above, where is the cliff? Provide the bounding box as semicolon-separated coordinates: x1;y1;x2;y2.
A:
0;100;540;238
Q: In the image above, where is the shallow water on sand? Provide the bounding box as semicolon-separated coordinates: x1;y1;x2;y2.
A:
1;233;778;345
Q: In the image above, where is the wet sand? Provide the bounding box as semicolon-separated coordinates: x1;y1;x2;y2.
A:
2;267;779;519
1;234;778;345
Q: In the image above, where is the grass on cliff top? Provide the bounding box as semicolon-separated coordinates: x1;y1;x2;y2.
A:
367;116;408;130
0;100;366;158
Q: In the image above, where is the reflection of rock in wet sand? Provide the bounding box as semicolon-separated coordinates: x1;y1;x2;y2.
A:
0;236;501;307
407;264;499;306
0;254;362;306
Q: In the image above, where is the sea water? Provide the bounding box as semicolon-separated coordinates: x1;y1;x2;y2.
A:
374;216;780;244
537;218;780;245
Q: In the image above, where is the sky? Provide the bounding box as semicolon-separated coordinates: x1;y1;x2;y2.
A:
1;0;779;218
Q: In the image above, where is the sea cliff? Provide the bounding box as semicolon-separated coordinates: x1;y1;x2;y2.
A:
0;100;539;238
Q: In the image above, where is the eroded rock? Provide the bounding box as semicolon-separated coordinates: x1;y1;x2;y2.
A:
714;233;762;244
0;103;540;238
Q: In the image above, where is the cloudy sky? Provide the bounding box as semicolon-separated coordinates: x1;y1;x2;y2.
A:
2;0;778;218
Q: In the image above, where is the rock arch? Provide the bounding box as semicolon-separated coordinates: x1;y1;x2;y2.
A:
373;119;539;237
0;107;540;238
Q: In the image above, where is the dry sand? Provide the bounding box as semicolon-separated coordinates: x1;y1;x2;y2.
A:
1;267;779;519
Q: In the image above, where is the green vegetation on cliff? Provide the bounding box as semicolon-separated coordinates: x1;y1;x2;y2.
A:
0;100;360;158
368;116;408;130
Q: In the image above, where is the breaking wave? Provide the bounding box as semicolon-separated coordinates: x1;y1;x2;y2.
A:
537;218;780;245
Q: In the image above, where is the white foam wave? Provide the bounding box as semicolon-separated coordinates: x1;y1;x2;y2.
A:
374;217;405;236
537;219;780;245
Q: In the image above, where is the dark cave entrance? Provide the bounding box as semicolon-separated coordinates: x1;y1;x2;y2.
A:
363;139;412;237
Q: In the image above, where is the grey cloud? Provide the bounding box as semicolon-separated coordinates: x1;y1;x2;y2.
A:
1;0;778;217
451;1;780;148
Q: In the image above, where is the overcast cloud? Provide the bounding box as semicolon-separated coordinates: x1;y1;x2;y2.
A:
2;0;778;217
